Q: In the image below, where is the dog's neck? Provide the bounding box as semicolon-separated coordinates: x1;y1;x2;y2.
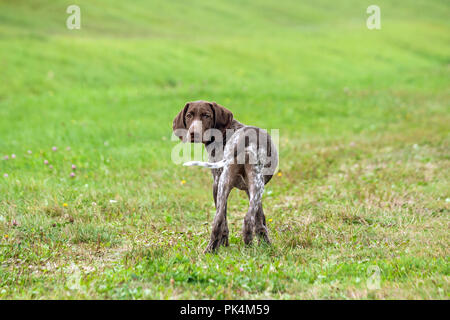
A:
205;119;244;162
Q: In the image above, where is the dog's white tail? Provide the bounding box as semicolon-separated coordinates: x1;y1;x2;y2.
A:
183;159;227;169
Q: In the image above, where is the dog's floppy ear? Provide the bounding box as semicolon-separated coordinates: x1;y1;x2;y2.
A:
209;102;233;132
172;102;190;140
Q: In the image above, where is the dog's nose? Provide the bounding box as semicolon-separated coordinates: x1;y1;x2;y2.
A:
190;132;201;142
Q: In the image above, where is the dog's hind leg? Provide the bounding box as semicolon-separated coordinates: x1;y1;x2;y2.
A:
205;166;234;253
242;163;264;246
255;203;271;244
245;191;270;245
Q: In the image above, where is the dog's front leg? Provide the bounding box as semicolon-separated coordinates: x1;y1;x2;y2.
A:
212;177;218;209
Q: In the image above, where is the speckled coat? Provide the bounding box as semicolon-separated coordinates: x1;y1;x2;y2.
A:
173;101;278;253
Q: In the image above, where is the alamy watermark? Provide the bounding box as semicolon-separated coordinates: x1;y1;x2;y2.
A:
366;5;381;30
66;5;81;30
65;5;380;31
366;265;381;290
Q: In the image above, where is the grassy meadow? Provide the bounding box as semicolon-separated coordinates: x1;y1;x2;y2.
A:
0;0;449;299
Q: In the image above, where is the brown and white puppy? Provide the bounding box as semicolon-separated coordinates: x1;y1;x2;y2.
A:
173;100;278;253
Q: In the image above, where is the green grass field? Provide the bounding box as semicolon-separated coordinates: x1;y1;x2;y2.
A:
0;0;449;299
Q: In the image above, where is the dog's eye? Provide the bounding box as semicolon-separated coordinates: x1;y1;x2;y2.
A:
202;114;211;118
186;113;193;119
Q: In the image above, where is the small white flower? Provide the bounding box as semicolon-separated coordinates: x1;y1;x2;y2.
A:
109;200;118;204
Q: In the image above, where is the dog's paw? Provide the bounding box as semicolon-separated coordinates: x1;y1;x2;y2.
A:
256;226;271;245
204;233;229;253
204;241;218;254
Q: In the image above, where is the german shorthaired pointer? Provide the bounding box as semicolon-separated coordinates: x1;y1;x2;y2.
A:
172;100;278;253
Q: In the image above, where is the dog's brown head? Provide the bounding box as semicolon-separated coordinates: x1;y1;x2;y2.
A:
172;100;233;143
